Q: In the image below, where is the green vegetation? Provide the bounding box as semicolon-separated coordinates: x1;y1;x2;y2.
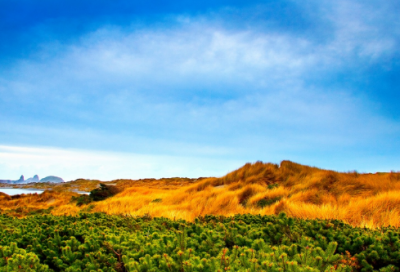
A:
71;183;121;206
256;196;282;208
267;184;279;190
71;195;92;207
0;213;399;271
89;183;121;201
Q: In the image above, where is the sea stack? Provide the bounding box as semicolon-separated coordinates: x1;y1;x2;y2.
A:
25;175;40;183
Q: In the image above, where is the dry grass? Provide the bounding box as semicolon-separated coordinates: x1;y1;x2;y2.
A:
0;190;77;217
1;161;400;228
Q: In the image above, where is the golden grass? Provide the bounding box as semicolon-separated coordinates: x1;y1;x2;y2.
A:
52;204;81;216
1;161;400;228
0;191;77;217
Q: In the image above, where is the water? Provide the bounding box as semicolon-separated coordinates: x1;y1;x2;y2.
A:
0;188;90;196
72;190;90;195
0;188;44;196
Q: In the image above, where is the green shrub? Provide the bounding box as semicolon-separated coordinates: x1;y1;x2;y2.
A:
90;183;121;201
0;242;49;271
71;194;92;206
256;196;282;208
27;207;54;216
267;183;279;189
0;213;399;271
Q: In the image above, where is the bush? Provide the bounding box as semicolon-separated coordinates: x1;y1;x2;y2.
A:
2;213;399;271
71;195;92;206
256;196;282;208
90;183;121;201
267;183;279;189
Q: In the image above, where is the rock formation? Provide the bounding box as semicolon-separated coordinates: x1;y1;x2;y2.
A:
39;176;64;183
0;175;64;184
25;175;39;183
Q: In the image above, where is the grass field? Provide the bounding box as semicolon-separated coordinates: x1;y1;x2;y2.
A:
1;160;400;228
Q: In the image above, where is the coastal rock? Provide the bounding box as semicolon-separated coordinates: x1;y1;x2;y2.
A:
40;176;64;183
1;174;64;184
0;175;24;184
25;175;39;183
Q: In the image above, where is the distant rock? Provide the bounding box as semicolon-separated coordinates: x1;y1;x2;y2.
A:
40;176;64;183
0;174;64;184
25;175;39;183
0;175;24;184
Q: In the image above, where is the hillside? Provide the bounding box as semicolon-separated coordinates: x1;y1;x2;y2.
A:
1;161;400;228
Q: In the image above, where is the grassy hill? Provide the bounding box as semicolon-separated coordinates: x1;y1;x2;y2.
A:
1;160;400;228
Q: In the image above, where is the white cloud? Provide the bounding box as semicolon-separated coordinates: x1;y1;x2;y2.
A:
1;20;397;138
316;0;399;61
0;21;373;125
0;145;243;181
1;1;400;177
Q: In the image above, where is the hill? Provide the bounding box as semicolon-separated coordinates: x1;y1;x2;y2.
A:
1;160;400;228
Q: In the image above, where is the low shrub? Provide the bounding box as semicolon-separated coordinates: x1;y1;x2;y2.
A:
267;183;279;189
0;213;399;271
90;183;121;201
257;196;283;208
71;194;92;206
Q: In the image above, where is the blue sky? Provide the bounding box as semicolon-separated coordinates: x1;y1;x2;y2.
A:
0;0;399;181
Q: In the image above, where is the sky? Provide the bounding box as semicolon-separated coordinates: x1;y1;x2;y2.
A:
0;0;399;181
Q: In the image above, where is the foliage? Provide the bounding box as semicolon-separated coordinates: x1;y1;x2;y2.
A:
27;207;54;216
268;183;280;190
71;195;92;206
90;183;121;201
0;242;49;271
256;196;282;208
0;213;399;271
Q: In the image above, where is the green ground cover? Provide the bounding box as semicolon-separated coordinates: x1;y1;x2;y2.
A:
0;213;399;271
